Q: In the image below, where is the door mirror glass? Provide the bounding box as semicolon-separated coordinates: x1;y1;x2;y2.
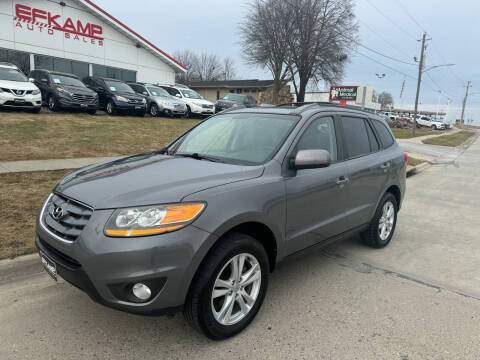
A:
291;149;330;170
142;91;148;95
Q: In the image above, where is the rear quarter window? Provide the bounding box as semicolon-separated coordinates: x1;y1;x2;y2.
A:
372;119;395;148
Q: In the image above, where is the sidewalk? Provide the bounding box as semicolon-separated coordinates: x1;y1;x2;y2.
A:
0;156;118;174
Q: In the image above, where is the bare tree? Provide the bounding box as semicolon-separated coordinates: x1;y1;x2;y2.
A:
195;52;222;81
220;57;236;80
378;91;394;108
240;0;293;103
286;0;357;102
174;50;199;83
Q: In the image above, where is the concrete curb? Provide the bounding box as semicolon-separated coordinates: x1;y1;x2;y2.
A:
0;253;43;284
406;162;431;177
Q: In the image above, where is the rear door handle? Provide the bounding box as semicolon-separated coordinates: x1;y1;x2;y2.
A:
336;176;349;185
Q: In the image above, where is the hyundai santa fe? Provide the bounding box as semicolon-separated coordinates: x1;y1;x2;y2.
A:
36;103;406;339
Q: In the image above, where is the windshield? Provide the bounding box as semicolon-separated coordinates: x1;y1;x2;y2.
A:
180;89;202;99
222;93;245;102
0;68;28;82
147;86;171;98
51;74;85;87
105;81;135;94
172;113;298;164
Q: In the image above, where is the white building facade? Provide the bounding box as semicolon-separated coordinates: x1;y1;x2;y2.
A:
0;0;185;83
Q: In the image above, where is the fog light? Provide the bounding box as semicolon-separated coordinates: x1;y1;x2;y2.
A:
132;283;151;300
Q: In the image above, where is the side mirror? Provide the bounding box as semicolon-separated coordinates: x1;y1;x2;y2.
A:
290;149;331;170
29;78;35;83
175;94;181;98
142;91;148;96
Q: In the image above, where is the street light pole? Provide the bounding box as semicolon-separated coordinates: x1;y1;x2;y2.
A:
413;33;427;135
460;80;472;127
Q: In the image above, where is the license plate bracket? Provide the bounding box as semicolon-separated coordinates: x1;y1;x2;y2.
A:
40;251;57;282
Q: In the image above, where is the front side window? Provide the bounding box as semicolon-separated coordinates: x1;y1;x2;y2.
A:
173;114;298;164
105;81;135;94
50;74;86;87
341;117;371;158
296;117;338;162
0;67;28;82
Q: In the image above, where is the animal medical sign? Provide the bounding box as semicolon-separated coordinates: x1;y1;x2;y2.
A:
13;3;104;46
329;86;358;101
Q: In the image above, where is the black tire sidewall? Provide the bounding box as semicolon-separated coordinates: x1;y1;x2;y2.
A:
150;104;158;117
190;234;269;340
106;101;115;114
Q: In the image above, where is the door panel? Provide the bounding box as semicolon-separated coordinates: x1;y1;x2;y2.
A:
285;162;351;254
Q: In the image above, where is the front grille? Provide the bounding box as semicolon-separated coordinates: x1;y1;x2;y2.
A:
4;101;33;106
202;104;213;109
71;94;95;103
38;236;81;269
42;193;93;242
128;98;143;104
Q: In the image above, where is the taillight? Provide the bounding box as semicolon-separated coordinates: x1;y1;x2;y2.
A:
404;153;408;162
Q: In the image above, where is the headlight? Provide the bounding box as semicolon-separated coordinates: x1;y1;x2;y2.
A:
56;87;73;96
32;89;41;95
104;203;205;237
115;95;128;102
192;101;202;107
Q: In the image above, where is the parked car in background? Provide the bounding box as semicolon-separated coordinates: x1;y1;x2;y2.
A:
128;82;187;117
83;77;146;116
215;93;257;112
30;70;98;114
0;62;41;113
36;103;406;340
160;85;215;117
416;115;445;130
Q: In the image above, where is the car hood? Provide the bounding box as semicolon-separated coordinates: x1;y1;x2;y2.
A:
54;153;264;209
0;79;38;91
185;98;213;105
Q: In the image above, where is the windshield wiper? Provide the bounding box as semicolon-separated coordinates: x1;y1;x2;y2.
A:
175;152;223;163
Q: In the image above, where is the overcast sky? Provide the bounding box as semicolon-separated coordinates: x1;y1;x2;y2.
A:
95;0;480;124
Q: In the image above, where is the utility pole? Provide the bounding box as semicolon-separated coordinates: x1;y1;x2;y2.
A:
460;81;471;127
413;33;428;135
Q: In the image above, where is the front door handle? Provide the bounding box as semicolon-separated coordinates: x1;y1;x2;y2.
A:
336;176;350;186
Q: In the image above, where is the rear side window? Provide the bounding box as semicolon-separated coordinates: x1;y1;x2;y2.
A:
366;121;380;152
341;117;370;158
372;119;394;148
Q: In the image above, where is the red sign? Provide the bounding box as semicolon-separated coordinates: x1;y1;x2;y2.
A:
14;3;104;46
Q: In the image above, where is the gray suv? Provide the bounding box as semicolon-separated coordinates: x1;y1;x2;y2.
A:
36;103;406;339
128;82;187;117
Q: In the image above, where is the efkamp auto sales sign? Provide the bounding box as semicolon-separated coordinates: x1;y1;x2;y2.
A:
329;86;358;101
13;3;104;46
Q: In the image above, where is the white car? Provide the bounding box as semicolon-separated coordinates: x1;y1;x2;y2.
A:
160;85;215;117
0;62;42;112
416;115;445;130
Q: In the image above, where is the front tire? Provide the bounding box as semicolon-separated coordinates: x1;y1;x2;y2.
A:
184;232;269;340
106;101;116;115
48;95;58;111
361;193;398;248
150;103;159;117
185;105;192;118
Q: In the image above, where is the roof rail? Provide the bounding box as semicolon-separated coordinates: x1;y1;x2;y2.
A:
277;102;379;116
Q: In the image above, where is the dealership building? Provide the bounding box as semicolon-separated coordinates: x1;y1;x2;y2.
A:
0;0;186;83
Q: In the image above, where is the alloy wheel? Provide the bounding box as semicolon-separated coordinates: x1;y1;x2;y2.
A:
378;201;395;240
211;253;261;326
48;97;55;110
150;104;158;116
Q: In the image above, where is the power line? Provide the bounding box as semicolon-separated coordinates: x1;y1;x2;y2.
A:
355;41;416;65
393;0;427;33
364;0;417;41
352;49;417;80
358;19;413;60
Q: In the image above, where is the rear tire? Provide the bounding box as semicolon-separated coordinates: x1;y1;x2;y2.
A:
361;193;398;249
184;232;269;340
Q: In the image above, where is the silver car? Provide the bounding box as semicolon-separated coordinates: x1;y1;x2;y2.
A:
128;82;186;117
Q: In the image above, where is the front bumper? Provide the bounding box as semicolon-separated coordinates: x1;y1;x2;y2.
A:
0;92;41;108
57;97;98;110
190;104;215;115
161;103;186;115
35;207;217;315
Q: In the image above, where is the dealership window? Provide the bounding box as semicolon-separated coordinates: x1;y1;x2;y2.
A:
92;64;136;82
34;55;89;80
0;48;30;74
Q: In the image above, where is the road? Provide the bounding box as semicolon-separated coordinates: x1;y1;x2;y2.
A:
1;134;480;360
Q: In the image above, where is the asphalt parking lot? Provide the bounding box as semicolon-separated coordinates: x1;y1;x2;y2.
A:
1;133;479;360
